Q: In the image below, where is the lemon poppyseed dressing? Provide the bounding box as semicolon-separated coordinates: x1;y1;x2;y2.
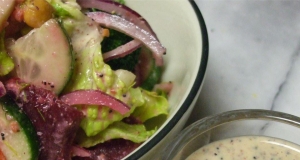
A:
186;136;300;160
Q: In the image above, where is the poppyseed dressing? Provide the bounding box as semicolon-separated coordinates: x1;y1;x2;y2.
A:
186;136;300;160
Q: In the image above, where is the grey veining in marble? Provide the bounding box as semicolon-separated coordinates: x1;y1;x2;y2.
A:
187;0;300;125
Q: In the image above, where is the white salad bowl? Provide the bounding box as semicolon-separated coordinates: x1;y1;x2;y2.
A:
123;1;209;159
0;0;207;159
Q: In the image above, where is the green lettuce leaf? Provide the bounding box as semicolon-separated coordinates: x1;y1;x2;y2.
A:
76;121;156;148
78;88;145;136
45;0;83;19
61;15;140;136
0;31;14;76
114;0;125;5
47;0;169;143
132;90;169;122
45;4;144;136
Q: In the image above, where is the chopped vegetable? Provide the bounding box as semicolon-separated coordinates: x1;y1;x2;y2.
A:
76;121;156;147
0;0;171;159
77;0;157;37
103;40;141;68
0;81;6;97
45;0;83;19
23;0;55;28
5;78;84;160
0;32;14;76
135;47;162;90
0;0;15;32
72;139;140;160
114;0;125;5
60;89;130;115
7;19;73;94
132;90;168;123
102;29;141;72
87;11;165;66
0;95;39;160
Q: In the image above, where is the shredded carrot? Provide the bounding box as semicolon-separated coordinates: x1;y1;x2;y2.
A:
102;28;110;37
10;121;20;133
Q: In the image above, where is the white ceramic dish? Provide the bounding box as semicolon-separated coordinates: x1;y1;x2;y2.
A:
123;1;209;159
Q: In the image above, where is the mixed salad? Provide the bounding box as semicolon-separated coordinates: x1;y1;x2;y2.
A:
0;0;172;159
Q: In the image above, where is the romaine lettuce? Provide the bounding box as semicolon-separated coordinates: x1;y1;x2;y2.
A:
47;0;169;144
76;121;156;147
0;31;14;76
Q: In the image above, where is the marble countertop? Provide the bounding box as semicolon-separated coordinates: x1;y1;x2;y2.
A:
186;0;300;126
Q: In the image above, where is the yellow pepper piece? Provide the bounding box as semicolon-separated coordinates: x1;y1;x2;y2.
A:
23;0;54;28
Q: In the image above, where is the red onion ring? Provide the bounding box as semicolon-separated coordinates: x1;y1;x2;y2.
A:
77;0;158;38
0;81;6;98
103;39;142;62
60;90;130;115
86;11;165;66
153;81;173;96
72;146;91;158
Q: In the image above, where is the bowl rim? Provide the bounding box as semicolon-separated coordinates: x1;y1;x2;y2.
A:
127;1;209;159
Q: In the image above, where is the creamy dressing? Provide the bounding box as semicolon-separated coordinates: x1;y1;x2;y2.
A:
186;136;300;160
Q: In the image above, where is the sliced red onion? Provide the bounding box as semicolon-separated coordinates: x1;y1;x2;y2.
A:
77;0;157;38
86;11;165;66
133;64;142;87
60;90;130;115
72;146;91;158
0;81;6;97
103;39;142;62
153;81;173;96
133;47;155;87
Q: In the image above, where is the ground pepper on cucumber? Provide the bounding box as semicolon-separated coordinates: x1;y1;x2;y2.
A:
0;0;173;159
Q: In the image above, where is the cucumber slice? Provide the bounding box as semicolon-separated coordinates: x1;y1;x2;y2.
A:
0;96;39;160
8;19;73;94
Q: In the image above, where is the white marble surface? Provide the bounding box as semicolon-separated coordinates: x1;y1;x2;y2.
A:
187;0;300;125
